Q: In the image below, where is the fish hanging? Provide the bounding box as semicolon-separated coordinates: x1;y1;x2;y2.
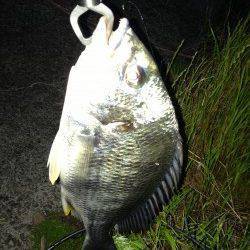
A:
48;1;183;249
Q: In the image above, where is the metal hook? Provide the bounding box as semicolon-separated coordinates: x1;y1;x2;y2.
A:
70;1;114;46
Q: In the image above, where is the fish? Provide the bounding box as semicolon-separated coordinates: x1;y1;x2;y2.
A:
48;17;183;250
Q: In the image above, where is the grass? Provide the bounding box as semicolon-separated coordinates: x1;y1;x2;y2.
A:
30;213;84;249
31;18;249;249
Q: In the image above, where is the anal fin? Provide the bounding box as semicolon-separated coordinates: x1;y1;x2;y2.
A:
116;140;183;234
61;196;74;216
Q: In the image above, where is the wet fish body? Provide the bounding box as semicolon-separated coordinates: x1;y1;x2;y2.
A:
48;18;183;249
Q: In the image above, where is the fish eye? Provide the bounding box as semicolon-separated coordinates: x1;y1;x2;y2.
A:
125;64;145;88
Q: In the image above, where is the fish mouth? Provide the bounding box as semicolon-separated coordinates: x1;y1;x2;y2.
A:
104;121;135;132
109;18;130;50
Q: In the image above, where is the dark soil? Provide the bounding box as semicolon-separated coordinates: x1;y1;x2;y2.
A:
0;1;82;248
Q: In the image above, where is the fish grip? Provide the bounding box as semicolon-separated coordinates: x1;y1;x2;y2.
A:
70;1;114;45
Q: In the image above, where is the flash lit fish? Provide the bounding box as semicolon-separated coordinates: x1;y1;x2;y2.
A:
48;17;183;249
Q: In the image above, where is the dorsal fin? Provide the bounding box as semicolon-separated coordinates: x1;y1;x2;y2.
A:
116;140;183;234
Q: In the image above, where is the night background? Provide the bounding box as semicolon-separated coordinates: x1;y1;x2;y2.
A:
0;0;248;249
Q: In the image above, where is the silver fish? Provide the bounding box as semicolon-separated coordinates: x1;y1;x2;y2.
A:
48;17;183;250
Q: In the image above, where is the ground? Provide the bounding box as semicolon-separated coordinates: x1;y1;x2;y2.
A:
0;1;81;248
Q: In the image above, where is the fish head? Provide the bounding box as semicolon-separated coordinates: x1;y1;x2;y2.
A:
67;17;175;128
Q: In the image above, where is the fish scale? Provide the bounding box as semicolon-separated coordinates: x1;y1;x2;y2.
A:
48;17;183;249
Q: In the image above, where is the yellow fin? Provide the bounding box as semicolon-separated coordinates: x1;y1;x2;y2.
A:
61;196;74;216
63;203;73;216
48;134;61;185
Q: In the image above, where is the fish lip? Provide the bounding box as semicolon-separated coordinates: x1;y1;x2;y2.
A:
100;119;132;126
103;121;135;132
109;18;130;50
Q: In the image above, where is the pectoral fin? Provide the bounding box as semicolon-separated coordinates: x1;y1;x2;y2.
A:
47;134;63;185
